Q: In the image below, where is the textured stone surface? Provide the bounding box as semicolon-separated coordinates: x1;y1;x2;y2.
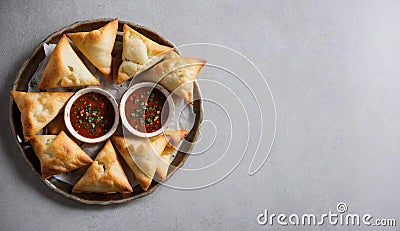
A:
1;1;400;230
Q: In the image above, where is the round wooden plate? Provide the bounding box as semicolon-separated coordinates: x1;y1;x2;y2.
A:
9;18;203;205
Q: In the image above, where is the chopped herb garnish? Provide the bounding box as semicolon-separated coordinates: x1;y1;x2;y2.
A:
125;87;166;133
70;92;115;138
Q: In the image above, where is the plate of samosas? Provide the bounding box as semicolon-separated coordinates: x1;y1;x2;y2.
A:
9;18;204;204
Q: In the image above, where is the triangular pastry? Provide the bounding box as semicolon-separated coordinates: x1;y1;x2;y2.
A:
155;130;188;181
117;24;172;84
112;130;188;190
112;134;168;191
30;131;93;179
47;114;65;135
38;35;100;89
67;19;118;79
141;57;206;103
10;91;73;141
72;140;133;194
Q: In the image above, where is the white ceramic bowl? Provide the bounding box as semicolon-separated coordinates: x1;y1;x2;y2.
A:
64;87;119;143
120;82;174;138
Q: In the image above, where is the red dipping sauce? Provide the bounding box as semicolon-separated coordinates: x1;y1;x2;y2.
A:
124;87;168;133
70;92;115;138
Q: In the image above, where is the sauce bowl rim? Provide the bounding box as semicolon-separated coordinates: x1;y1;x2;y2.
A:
64;87;120;143
119;82;175;138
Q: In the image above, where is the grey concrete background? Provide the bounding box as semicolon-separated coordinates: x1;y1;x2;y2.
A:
1;0;400;230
